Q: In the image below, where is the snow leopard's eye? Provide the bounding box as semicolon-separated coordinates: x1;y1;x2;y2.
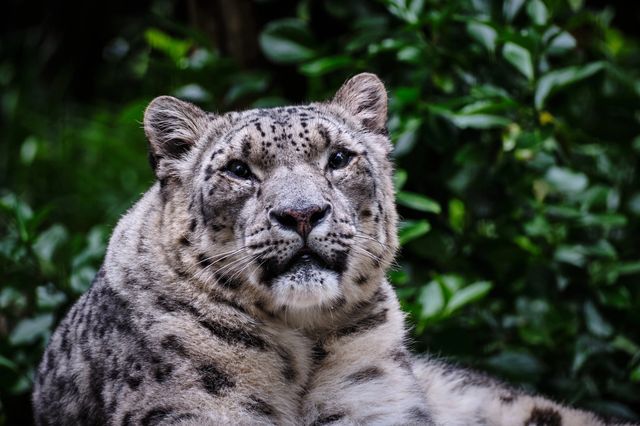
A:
327;150;354;170
225;160;254;180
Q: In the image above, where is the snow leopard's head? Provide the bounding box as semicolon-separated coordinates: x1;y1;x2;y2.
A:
144;73;397;313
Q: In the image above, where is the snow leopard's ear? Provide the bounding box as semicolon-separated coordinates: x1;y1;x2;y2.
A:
144;96;208;173
332;73;388;134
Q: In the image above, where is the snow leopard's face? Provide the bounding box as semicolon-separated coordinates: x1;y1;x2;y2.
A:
144;74;397;311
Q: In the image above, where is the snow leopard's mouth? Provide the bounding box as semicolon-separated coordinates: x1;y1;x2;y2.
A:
260;246;343;284
286;248;329;271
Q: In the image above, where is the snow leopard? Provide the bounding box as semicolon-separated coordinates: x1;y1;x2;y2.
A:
32;73;635;425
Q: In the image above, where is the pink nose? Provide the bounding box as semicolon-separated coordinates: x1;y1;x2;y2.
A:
270;205;331;238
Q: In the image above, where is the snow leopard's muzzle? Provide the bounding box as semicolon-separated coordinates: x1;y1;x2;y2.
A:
249;165;354;287
260;203;349;284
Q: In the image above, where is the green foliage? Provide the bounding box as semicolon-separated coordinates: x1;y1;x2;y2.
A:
260;19;316;64
2;0;640;422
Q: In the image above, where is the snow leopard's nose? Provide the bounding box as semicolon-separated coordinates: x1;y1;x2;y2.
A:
270;204;331;239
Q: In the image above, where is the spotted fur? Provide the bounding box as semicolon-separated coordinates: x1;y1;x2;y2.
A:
32;74;637;425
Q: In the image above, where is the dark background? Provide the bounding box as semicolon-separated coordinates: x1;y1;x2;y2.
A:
2;0;640;424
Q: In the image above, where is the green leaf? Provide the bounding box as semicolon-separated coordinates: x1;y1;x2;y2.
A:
448;199;465;233
544;205;582;219
36;284;67;310
9;314;54;346
584;301;613;338
389;268;410;285
174;84;212;103
611;335;640;356
503;42;534;81
546;30;577;56
568;0;584;11
486;350;544;379
397;46;421;63
299;55;351;77
385;0;425;24
503;0;526;22
32;224;68;264
144;28;192;67
0;287;27;311
579;213;627;227
598;287;631;309
72;226;108;268
466;21;497;53
572;335;612;372
513;235;540;256
554;245;587;267
397;191;441;213
459;99;514;115
20;136;39;165
582;240;617;259
617;262;640;276
444;281;492;314
449;113;511;129
0;193;33;243
398;220;431;245
0;354;18;371
544;166;588;194
592;261;640;286
527;0;548;25
629;192;640;215
535;62;605;108
419;280;445;320
259;19;316;64
70;266;97;294
394;169;408;191
438;275;465;300
224;75;269;105
392;117;421;157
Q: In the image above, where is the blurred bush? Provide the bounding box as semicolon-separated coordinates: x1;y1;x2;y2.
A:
2;0;640;423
